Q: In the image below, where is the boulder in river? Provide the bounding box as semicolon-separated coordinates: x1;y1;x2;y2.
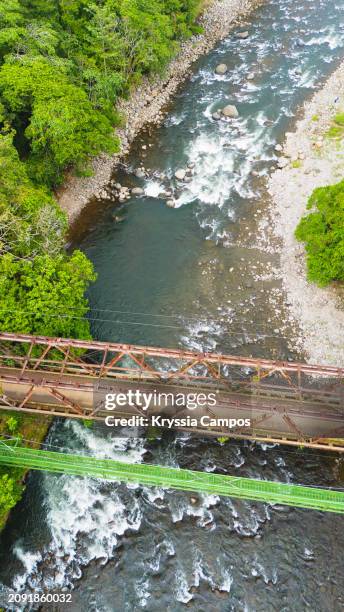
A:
212;111;221;120
166;199;175;208
175;168;186;180
134;168;145;178
215;63;228;75
237;31;249;39
221;104;239;118
131;187;144;196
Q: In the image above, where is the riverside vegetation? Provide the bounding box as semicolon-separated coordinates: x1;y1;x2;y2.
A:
295;114;344;287
0;0;205;526
295;178;344;286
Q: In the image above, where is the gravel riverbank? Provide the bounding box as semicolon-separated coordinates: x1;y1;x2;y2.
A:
269;62;344;367
57;0;261;222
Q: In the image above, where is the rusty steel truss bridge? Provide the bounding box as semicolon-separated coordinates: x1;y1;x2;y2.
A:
0;332;343;452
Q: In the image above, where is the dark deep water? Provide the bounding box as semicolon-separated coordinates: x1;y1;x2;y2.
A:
1;0;344;609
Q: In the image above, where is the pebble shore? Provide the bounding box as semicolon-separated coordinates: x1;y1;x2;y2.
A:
269;62;344;366
57;0;261;222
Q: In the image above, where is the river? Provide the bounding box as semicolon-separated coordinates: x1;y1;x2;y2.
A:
1;0;344;609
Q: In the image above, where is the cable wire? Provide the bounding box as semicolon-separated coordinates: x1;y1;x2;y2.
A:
0;303;296;331
0;309;295;342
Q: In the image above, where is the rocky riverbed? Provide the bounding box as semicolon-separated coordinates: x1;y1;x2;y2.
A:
57;0;261;223
268;61;344;367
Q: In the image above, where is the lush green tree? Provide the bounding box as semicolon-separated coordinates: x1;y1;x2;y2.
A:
0;0;25;59
117;0;175;75
295;180;344;286
76;3;127;113
0;132;66;257
20;0;61;22
0;473;22;515
0;250;96;338
26;80;118;183
0;0;203;183
0;58;118;183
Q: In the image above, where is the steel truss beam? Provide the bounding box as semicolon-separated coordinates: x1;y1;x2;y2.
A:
0;332;342;452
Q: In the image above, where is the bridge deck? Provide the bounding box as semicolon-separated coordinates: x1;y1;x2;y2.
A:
0;367;343;450
0;445;343;514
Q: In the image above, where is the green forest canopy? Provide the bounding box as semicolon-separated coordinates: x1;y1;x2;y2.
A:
0;0;201;185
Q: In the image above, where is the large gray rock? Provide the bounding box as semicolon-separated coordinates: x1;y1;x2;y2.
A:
134;168;145;178
221;104;239;118
237;31;249;39
166;199;175;208
175;168;186;181
131;187;144;196
212;112;221;120
215;63;228;75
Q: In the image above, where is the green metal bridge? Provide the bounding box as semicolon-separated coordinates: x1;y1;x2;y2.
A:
0;444;343;514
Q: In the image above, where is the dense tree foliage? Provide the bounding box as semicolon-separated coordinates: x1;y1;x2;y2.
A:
295;180;344;286
0;251;96;337
0;0;202;184
0;473;22;516
0;58;117;184
0;130;95;338
0;131;66;257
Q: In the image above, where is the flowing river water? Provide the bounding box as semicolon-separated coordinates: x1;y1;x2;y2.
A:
1;0;344;609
